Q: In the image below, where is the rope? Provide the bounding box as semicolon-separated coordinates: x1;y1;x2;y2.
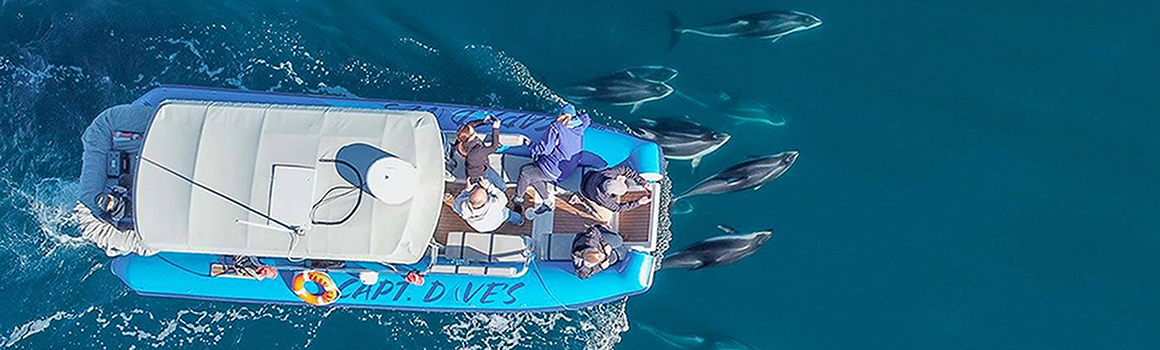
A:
155;254;211;278
140;156;300;234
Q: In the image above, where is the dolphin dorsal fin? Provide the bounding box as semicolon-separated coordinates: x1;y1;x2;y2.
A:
716;224;738;234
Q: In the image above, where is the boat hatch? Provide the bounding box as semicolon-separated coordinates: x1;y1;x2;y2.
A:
134;101;445;264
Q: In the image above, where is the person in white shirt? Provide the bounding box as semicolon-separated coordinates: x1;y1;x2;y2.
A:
451;171;523;232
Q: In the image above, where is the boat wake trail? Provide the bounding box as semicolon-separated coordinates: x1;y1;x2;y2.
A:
1;178;87;254
0;6;680;347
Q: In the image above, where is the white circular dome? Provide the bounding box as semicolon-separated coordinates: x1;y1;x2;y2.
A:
365;156;418;205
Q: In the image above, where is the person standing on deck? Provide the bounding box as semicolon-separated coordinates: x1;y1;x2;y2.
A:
514;103;590;217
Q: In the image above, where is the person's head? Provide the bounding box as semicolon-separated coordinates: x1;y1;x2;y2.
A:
468;186;489;210
454;123;478;157
96;192;123;216
582;248;607;265
603;176;629;196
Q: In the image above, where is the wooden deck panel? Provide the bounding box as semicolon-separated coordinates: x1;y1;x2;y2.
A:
434;184;654;245
617;191;654;243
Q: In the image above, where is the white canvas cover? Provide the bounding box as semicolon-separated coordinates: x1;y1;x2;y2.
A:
134;101;445;263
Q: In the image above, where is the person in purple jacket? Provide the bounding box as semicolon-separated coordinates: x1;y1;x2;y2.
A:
513;103;590;217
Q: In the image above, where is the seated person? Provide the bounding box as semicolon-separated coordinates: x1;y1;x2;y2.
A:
94;174;135;230
514;103;590;216
454;114;503;181
571;225;628;279
229;255;278;280
450;172;523;232
575;165;652;222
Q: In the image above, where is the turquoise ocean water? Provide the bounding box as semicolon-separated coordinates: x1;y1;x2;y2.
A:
1;0;1157;349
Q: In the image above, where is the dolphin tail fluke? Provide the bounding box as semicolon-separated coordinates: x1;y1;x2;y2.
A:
667;12;682;50
635;322;705;349
672;199;694;215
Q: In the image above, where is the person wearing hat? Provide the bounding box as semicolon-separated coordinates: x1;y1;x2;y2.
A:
513;103;590;217
571;225;627;279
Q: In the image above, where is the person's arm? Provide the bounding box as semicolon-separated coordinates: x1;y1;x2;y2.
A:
528;124;560;156
465;119;489;128
451;190;470;215
484;179;508;206
576;111;592;129
483;118;502;151
603;165;647;185
611;197;643;212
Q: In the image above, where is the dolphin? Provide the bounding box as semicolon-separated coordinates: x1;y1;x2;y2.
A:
716;93;787;127
559;74;675;113
615;65;680;83
661;224;774;270
628;117;731;171
636;322;757;350
668;10;823;49
675;150;799;202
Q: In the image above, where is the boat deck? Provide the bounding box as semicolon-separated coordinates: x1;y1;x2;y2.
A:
434;182;654;246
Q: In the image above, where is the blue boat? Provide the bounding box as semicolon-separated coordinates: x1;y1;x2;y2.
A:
77;85;665;312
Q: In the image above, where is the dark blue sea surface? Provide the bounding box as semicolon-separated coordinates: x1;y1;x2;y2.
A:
1;0;1157;349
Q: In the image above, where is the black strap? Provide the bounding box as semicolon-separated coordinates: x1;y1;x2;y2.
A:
456;232;470;274
546;234;554;258
457;232;467;260
484;233;495;275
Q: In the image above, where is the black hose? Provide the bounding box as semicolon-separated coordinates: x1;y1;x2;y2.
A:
310;158;364;226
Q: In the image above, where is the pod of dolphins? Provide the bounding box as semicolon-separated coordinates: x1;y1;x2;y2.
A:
557;10;820;278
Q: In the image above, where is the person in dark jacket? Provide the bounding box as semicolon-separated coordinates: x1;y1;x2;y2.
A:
579;165;652;213
514;103;590;216
454;115;503;181
571;225;627;279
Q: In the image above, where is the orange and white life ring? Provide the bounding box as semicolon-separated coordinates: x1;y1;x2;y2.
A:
291;270;340;306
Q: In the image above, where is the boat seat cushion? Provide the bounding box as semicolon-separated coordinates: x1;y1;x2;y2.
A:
443;231;529;263
428;264;521;277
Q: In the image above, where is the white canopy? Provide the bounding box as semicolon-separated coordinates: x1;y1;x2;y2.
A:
134;101;445;264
